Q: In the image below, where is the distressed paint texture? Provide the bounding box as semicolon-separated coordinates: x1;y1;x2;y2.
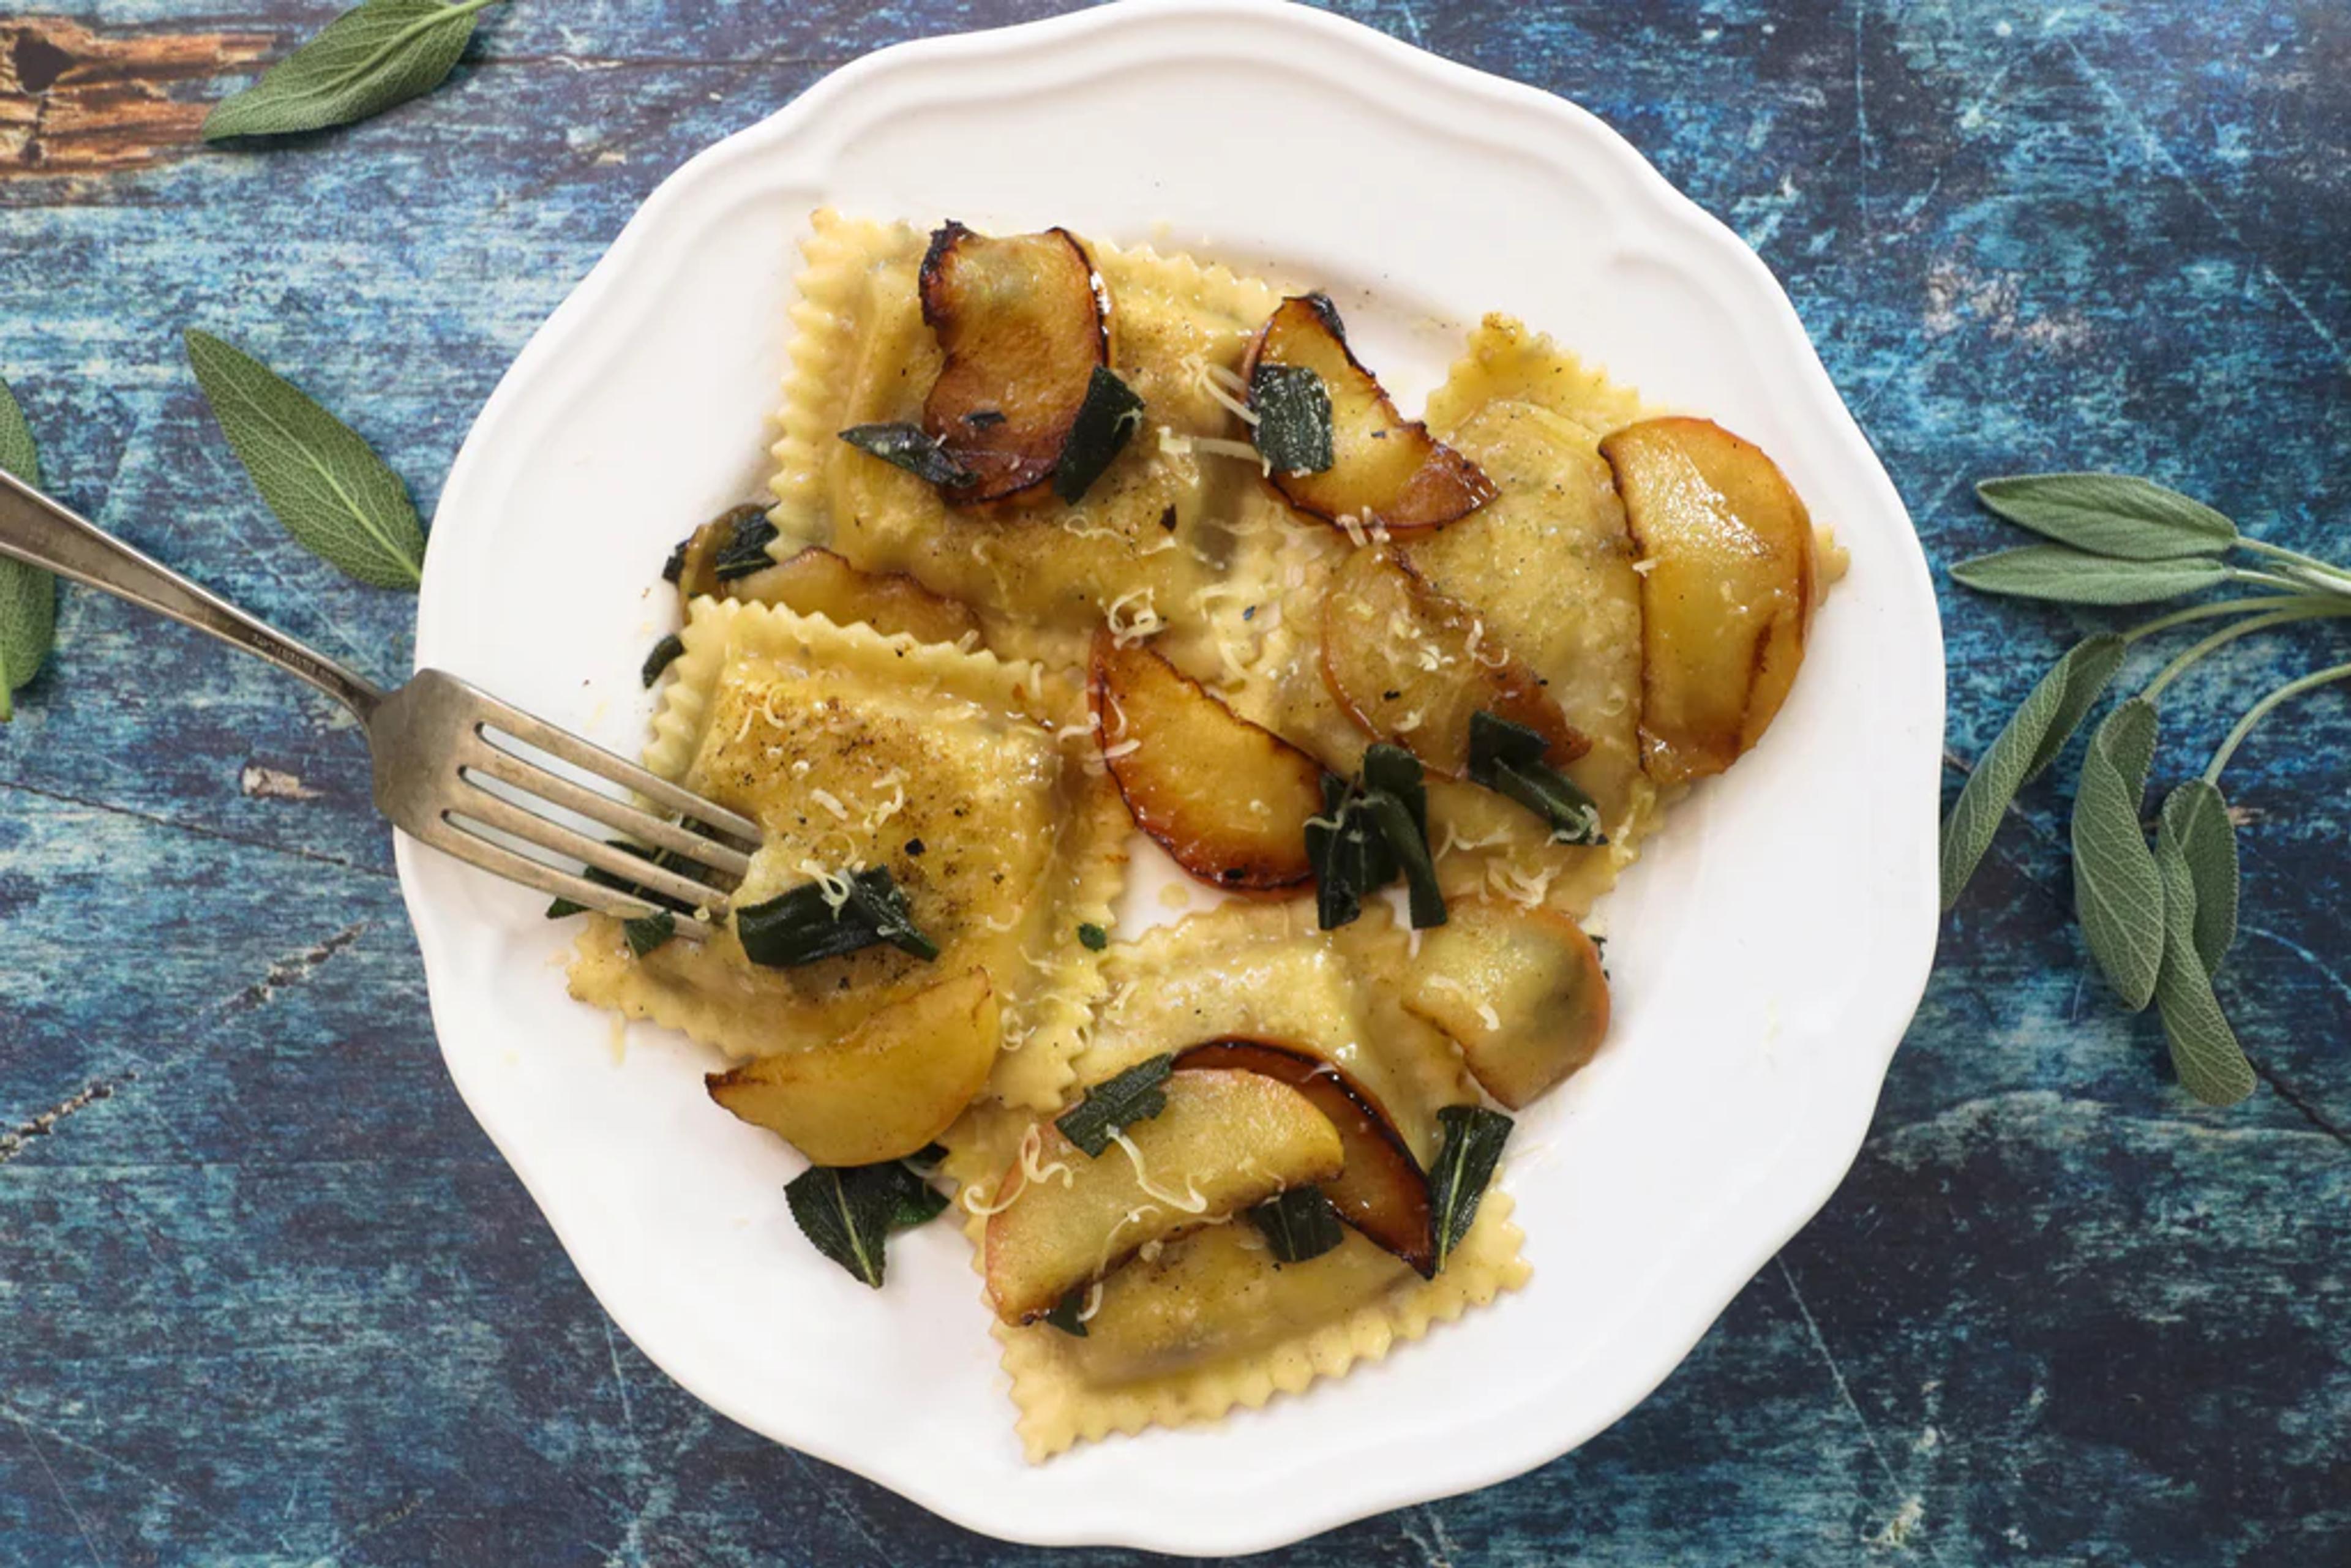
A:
2;1;2348;1563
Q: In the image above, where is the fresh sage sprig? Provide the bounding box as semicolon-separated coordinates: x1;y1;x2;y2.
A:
205;0;505;141
0;375;55;723
1941;473;2351;1106
186;331;427;589
1056;1053;1174;1157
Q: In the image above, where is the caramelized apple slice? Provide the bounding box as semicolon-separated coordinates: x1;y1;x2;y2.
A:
919;222;1109;505
1242;294;1495;532
1090;630;1325;890
1397;899;1610;1108
725;546;983;647
1599;417;1820;785
706;969;997;1166
982;1068;1343;1324
1173;1039;1434;1276
1319;545;1588;778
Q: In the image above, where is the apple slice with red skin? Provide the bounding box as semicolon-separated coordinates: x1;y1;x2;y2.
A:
1242;293;1495;533
1173;1038;1436;1277
1319;544;1588;778
1090;629;1327;891
919;222;1109;506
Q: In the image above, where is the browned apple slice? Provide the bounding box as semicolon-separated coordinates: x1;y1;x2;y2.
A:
1172;1038;1434;1276
706;968;997;1166
724;546;983;647
1319;544;1588;778
1397;898;1610;1108
1242;293;1495;532
1090;629;1325;891
919;222;1109;505
982;1068;1344;1323
1599;417;1820;786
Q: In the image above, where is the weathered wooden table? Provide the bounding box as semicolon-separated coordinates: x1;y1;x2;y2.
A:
4;2;2345;1563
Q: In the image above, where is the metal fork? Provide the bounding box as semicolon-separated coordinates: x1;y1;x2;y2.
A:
0;467;756;937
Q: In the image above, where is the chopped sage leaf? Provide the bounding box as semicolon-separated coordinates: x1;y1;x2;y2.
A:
640;632;686;688
624;910;678;958
1307;773;1368;930
660;535;690;584
1250;362;1334;474
1248;1185;1346;1263
1042;1286;1090;1337
709;505;780;582
545;838;689;920
1056;1052;1174;1157
1051;366;1147;504
784;1155;951;1289
1077;921;1110;951
1467;710;1607;846
1428;1105;1512;1270
839;422;976;488
736;867;939;968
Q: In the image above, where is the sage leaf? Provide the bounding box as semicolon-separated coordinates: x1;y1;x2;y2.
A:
1428;1105;1512;1272
2159;781;2238;974
204;0;501;141
1056;1053;1174;1158
735;868;937;968
1250;364;1334;475
2071;699;2165;1011
1951;545;2230;606
186;330;426;589
839;422;973;489
2151;809;2257;1106
1051;367;1146;505
623;910;677;958
1939;635;2127;909
640;632;685;689
1042;1286;1089;1337
784;1156;950;1289
1247;1185;1346;1263
0;374;55;724
1976;473;2238;559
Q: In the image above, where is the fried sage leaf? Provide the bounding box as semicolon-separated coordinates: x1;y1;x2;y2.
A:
1042;1286;1090;1337
1249;362;1334;475
205;0;501;141
640;632;685;689
1054;1052;1174;1158
2071;699;2165;1011
1428;1104;1512;1272
0;374;55;724
1248;1184;1346;1264
1976;473;2237;560
1051;367;1146;504
711;508;781;583
186;330;426;588
1938;634;2128;910
784;1154;951;1289
1466;710;1605;846
839;422;975;488
735;867;939;967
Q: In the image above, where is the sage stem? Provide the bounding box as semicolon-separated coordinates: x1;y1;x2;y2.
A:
2204;660;2351;784
2139;606;2351;703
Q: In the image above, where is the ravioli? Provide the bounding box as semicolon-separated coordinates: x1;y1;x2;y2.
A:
941;904;1526;1461
768;210;1289;683
568;598;1125;1109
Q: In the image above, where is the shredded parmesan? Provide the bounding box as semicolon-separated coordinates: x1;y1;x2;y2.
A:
1109;1128;1209;1214
795;858;857;913
1076;1280;1105;1322
808;787;849;821
1104;587;1165;648
1424;975;1502;1032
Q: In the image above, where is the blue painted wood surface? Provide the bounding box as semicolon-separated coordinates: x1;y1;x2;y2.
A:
3;2;2347;1562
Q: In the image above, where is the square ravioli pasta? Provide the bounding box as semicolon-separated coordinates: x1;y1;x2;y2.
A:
766;209;1293;684
1232;314;1668;923
568;598;1126;1111
939;903;1529;1460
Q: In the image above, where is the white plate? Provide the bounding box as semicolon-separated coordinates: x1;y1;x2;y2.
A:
403;0;1944;1553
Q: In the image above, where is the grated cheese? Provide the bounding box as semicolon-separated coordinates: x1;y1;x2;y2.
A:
1109;1128;1209;1214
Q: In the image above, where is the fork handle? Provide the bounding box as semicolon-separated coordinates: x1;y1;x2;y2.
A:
0;466;385;719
